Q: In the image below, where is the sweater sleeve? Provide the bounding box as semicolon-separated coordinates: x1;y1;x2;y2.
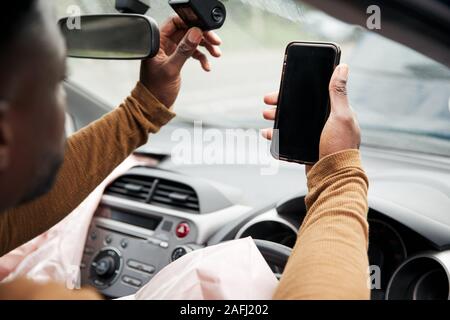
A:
273;150;370;299
0;82;175;256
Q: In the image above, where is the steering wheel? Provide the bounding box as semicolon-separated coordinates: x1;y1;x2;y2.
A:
208;203;296;278
210;238;291;279
253;239;292;279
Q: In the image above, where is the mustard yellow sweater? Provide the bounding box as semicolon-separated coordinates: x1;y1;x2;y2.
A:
0;83;369;299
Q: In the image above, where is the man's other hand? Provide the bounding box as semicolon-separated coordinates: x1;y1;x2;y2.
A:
139;16;222;108
261;64;361;169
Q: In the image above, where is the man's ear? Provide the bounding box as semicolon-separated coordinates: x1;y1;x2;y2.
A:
0;101;12;171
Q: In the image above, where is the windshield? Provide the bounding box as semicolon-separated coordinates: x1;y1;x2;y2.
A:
54;0;450;157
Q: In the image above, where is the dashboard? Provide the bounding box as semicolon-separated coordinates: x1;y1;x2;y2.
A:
80;166;251;298
80;154;450;300
219;194;445;300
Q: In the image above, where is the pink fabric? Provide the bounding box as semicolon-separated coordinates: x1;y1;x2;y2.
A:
127;237;278;300
0;155;156;285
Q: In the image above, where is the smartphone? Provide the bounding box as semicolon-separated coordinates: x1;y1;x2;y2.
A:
270;41;341;164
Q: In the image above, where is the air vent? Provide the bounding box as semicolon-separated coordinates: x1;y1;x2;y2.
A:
105;174;200;213
105;175;155;202
151;180;200;213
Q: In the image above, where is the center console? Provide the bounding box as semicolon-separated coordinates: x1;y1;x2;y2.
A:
80;166;248;298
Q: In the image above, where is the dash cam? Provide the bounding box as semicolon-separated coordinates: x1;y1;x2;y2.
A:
169;0;226;31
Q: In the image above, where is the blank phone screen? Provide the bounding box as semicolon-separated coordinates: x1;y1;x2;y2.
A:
272;43;338;163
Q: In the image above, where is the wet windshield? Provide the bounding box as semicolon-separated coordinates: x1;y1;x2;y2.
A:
54;0;450;156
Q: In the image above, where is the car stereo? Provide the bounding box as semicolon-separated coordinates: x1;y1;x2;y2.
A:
80;204;198;298
79;166;244;298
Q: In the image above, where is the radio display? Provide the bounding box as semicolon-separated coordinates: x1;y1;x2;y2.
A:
97;206;161;231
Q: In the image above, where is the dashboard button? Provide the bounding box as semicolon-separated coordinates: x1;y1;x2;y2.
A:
141;264;155;274
147;238;161;246
105;235;113;244
159;241;169;249
175;222;190;238
172;247;188;261
90;248;122;288
127;260;140;269
122;275;142;287
94;279;105;287
127;259;155;274
161;221;173;232
120;239;128;249
94;256;116;278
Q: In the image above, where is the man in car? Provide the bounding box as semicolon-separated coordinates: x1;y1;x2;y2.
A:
0;1;221;298
0;1;369;299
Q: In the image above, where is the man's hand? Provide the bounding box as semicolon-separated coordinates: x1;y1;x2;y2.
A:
140;16;222;108
262;64;361;168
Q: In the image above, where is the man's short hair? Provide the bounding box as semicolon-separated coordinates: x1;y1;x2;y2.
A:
0;1;37;53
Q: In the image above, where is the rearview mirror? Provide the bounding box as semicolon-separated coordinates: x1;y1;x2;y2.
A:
58;14;160;60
